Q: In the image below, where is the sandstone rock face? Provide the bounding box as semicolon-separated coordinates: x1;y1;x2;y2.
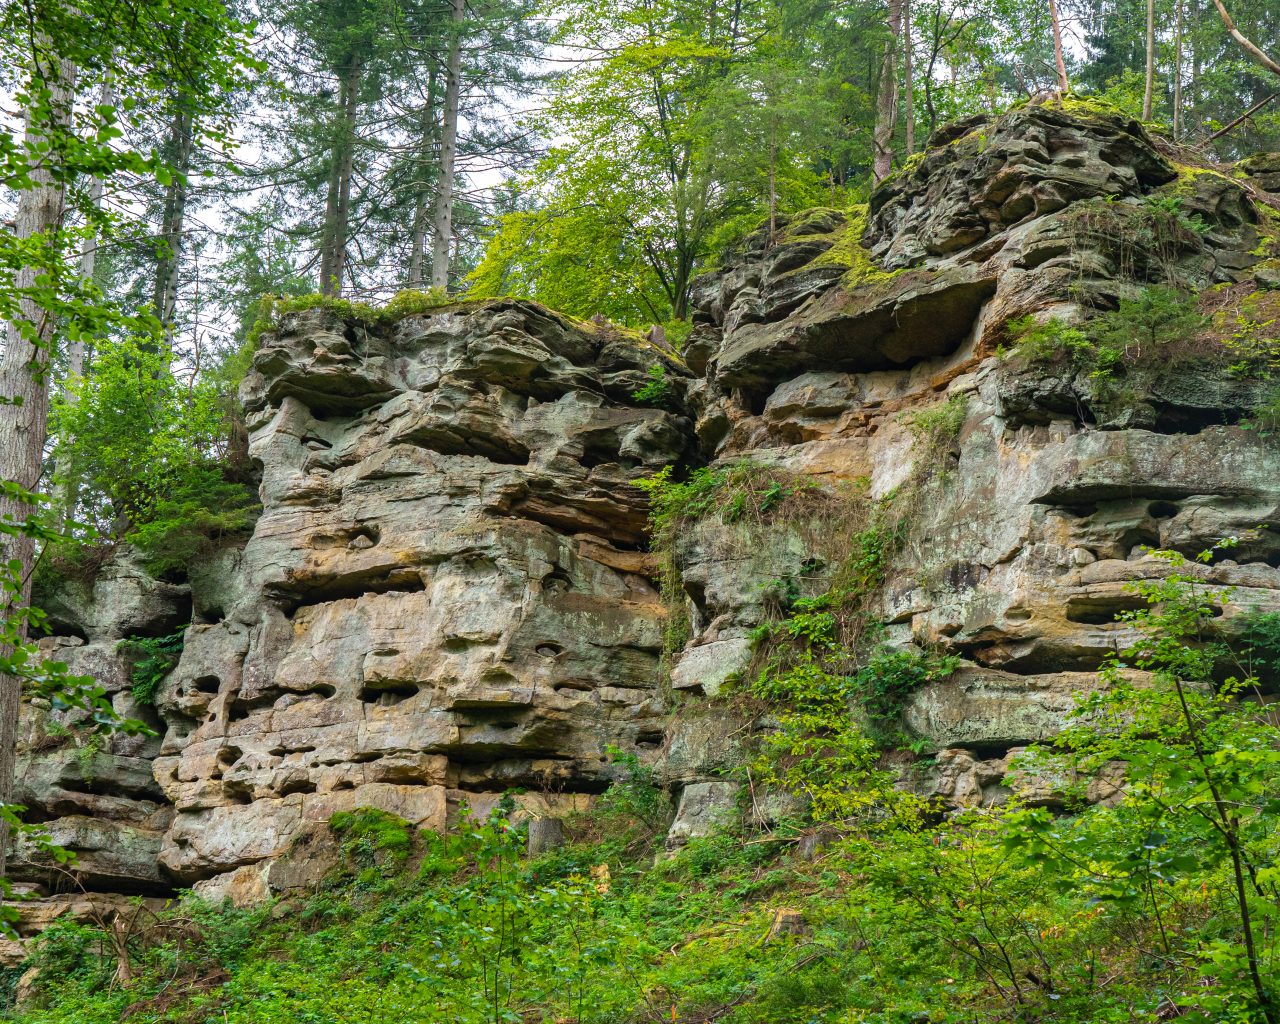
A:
665;102;1280;833
151;300;691;884
22;300;691;904
17;102;1280;900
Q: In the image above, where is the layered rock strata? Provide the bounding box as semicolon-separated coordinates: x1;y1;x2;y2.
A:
14;101;1280;924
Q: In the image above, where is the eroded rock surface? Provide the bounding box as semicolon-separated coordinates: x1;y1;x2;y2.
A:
16;101;1280;901
665;101;1280;840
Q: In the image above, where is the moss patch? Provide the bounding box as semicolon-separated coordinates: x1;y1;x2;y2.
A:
799;205;902;289
247;288;465;346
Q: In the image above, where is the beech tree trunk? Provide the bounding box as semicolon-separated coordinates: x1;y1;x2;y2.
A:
408;67;440;289
1048;0;1069;93
872;0;903;184
0;55;77;878
1173;0;1184;138
319;56;362;297
1143;0;1156;119
153;104;194;332
55;74;114;526
431;0;465;291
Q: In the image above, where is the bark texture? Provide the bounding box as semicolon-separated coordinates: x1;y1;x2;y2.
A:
872;0;903;184
0;56;77;878
430;0;465;292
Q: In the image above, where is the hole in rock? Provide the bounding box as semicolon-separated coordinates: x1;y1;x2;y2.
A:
1148;501;1180;520
1054;503;1098;520
280;778;317;796
636;730;664;748
195;605;225;625
224;788;253;806
359;681;420;706
1065;596;1147;625
331;780;355;791
277;572;425;615
1149;405;1241;435
268;744;316;757
228;704;250;723
194;675;221;695
536;643;565;658
553;679;595;692
541;570;573;594
350;751;384;764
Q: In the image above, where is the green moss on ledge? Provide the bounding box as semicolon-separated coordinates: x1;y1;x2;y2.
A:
246;288;462;346
799;205;902;289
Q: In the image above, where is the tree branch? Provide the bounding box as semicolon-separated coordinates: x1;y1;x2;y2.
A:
1210;0;1280;79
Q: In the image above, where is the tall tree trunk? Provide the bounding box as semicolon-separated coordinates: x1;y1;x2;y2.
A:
1048;0;1069;93
408;66;440;289
872;0;903;184
767;126;778;241
1192;0;1202;109
0;55;77;879
152;104;194;333
320;56;362;297
1210;0;1280;80
1173;0;1185;138
903;0;915;155
55;74;114;527
1143;0;1156;119
431;0;465;291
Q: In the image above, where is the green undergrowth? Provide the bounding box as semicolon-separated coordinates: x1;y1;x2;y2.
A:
13;555;1280;1024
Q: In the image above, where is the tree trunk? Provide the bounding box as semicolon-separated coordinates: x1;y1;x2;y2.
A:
431;0;465;292
320;56;362;297
903;0;915;155
152;104;194;333
1048;0;1069;93
1210;0;1280;80
1192;0;1202;108
872;0;903;184
0;55;77;879
55;74;113;526
767;128;778;241
1143;0;1156;119
1173;0;1184;138
408;66;440;289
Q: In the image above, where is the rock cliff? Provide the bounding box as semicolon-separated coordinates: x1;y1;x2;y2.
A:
11;100;1280;939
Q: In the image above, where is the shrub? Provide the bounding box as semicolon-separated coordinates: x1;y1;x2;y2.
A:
1006;285;1207;380
631;363;673;407
1236;607;1280;684
851;644;960;728
117;629;185;706
329;808;415;872
598;745;669;829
